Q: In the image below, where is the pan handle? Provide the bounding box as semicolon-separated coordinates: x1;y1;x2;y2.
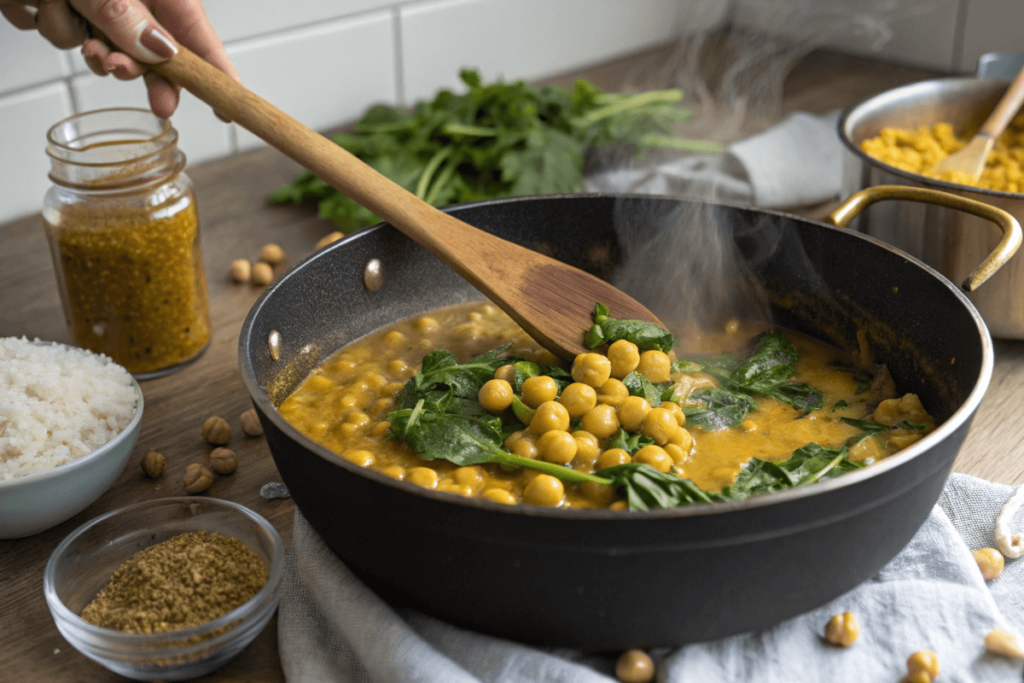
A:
825;185;1022;292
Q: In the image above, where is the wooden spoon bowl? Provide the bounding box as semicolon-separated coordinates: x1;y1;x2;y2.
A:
152;48;662;361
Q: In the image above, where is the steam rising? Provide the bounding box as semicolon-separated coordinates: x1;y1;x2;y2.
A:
606;0;934;350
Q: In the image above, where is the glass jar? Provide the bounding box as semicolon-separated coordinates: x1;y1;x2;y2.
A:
42;108;211;379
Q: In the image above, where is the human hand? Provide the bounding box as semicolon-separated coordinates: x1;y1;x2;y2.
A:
0;0;239;119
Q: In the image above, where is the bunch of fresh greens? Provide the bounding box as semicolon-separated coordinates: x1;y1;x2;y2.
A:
268;69;720;231
676;331;824;431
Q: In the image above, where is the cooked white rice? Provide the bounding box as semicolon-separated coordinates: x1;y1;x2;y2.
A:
0;338;138;481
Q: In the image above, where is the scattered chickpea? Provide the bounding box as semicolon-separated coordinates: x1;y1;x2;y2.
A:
229;258;251;283
972;548;1004;580
260;243;285;265
985;627;1024;659
823;611;859;647
315;231;343;249
615;649;654;683
183;463;214;494
240;408;264;436
906;650;939;681
140;450;166;478
202;416;232;445
210;447;238;475
251;262;274;287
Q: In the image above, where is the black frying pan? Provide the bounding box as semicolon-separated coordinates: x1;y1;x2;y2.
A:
239;194;993;649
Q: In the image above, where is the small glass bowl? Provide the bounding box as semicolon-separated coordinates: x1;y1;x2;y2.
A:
43;497;284;681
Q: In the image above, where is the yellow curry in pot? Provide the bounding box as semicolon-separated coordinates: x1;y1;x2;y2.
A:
278;301;933;510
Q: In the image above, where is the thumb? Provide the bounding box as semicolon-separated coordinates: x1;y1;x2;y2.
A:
70;0;177;63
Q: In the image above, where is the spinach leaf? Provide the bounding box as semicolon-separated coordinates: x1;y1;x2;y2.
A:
397;344;517;408
832;400;849;411
683;388;757;431
840;417;927;447
730;331;798;391
544;366;573;393
511;360;540;392
604;429;655;455
622;371;665;408
585;302;674;352
760;382;824;416
597;442;866;510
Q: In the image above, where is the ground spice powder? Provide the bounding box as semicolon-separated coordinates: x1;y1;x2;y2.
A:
80;531;267;634
48;197;211;375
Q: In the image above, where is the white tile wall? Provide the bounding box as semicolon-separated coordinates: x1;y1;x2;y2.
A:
0;23;70;93
400;0;682;104
204;0;397;43
0;83;73;220
227;11;397;152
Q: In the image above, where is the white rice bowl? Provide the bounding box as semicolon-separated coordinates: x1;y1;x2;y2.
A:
0;338;138;481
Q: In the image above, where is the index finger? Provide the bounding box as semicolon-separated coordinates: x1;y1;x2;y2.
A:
147;0;239;82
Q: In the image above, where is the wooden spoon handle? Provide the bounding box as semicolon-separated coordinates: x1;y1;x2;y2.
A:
979;65;1024;138
151;46;497;272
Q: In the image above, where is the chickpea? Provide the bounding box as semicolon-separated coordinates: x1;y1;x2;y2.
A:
454;466;484;490
494;364;516;384
572;431;601;465
985;627;1024;659
479;379;514;413
636;350;671;383
383;330;406;346
370;421;391;438
973;548;1005;580
580;481;618;506
504;430;528;448
559;382;597;419
617;396;652;432
823;612;859;647
140;450;166;478
344;411;370;427
522;376;559;409
660;401;686;426
201;416;231;445
388;359;409;376
482;488;517;505
210;447;238;475
251;261;274;286
607;340;640;379
667;427;694;452
523;474;564;506
315;231;343;249
581;404;620;439
633;445;673;473
415;316;438;333
407;467;439;489
906;650;939;681
342;449;374;467
615;649;654;683
537;430;577;464
527;401;570;435
229;258;251;283
510;436;539;459
259;243;285;265
664;443;687;465
597;448;631;470
571;353;612;388
610;500;629;511
640;408;679;445
596;378;629;407
381;465;405;480
183;463;214;495
240;408;264;436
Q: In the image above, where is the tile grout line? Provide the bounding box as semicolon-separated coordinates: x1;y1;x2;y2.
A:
392;6;406;106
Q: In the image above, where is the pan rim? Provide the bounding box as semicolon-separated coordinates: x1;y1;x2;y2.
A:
239;192;993;521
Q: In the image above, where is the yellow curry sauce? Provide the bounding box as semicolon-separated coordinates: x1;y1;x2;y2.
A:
278;301;933;508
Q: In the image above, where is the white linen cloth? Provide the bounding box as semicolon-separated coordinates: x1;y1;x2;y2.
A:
276;113;1023;681
278;474;1024;682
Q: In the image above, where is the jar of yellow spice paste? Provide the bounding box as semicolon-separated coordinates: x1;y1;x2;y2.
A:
42;108;210;378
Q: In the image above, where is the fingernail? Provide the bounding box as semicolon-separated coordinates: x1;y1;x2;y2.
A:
215;111;232;124
112;63;130;78
138;22;177;61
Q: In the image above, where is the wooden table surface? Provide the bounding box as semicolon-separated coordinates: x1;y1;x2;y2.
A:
3;47;1023;681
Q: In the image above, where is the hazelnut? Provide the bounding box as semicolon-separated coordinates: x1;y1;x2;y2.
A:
240;408;264;436
202;416;232;445
824;611;859;647
259;243;285;265
229;259;251;283
315;231;343;249
251;262;274;287
140;450;166;478
973;547;1005;580
210;447;238;475
985;627;1024;659
183;463;214;494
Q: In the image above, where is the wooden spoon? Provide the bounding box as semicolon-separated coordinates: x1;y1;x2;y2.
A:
149;47;662;362
931;64;1024;180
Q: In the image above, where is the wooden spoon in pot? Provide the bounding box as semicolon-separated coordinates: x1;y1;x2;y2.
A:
151;47;662;362
931;63;1024;181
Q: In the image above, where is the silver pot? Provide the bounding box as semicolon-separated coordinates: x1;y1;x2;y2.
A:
838;77;1024;338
